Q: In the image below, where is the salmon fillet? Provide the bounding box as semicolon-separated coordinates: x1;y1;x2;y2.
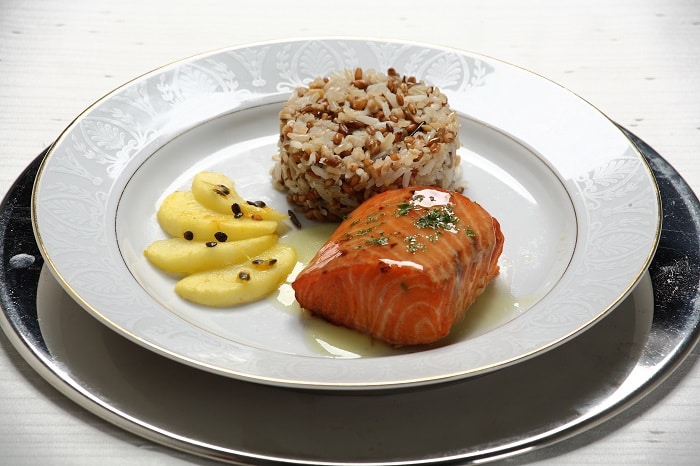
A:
292;187;504;346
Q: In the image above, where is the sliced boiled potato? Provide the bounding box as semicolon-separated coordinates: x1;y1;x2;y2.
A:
175;243;297;307
157;190;278;242
191;171;288;221
144;234;278;274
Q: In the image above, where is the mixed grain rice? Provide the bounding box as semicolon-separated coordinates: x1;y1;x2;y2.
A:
271;68;461;221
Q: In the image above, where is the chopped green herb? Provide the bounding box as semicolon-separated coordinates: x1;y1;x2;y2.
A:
415;206;459;230
426;232;442;243
395;201;411;216
400;282;409;291
355;221;386;235
466;227;477;237
366;236;389;246
405;235;426;253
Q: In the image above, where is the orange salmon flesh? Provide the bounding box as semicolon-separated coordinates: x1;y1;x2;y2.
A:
292;187;504;346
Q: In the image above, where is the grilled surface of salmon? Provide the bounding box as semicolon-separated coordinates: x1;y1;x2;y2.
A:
292;187;504;346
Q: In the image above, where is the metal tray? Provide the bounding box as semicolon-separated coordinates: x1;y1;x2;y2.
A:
1;127;699;465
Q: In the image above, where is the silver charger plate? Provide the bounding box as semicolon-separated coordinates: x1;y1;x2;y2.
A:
1;128;699;464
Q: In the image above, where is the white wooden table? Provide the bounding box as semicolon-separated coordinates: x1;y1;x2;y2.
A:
2;1;699;464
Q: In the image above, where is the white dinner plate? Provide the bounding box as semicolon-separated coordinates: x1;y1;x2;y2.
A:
32;38;661;389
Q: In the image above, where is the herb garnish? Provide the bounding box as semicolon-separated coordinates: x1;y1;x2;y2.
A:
395;201;411;217
356;227;375;236
405;235;426;253
366;190;467;253
366;236;389;246
414;206;459;231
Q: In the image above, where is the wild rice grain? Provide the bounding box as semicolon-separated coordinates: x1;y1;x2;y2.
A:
288;209;302;229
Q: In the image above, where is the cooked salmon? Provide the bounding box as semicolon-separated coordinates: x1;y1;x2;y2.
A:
292;187;504;346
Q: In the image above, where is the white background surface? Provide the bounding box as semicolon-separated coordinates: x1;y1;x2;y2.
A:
1;1;699;464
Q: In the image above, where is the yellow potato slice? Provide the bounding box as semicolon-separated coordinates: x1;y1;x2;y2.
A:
157;190;278;242
191;171;288;221
144;234;278;274
175;243;297;307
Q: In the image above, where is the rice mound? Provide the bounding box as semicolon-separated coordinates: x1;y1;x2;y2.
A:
271;67;461;221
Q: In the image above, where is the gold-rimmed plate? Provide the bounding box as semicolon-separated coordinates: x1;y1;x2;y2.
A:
32;38;660;390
